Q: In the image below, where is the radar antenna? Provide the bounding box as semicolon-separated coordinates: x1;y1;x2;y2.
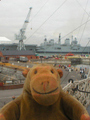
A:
15;7;32;50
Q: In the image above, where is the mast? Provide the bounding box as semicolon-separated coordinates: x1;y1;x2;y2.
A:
58;33;61;44
71;35;73;44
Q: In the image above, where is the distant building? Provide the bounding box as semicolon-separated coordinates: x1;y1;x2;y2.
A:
0;50;39;60
0;37;12;44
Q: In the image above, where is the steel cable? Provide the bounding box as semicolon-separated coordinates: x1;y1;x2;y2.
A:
25;0;68;43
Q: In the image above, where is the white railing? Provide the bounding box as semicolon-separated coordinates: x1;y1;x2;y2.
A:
63;77;90;107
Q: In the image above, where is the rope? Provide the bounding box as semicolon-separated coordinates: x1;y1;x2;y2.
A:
60;19;90;40
72;85;90;93
81;40;90;53
76;0;89;44
25;0;68;43
30;0;49;21
79;14;90;44
75;0;89;16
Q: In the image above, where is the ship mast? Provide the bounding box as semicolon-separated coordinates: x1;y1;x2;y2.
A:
58;33;61;44
71;35;73;44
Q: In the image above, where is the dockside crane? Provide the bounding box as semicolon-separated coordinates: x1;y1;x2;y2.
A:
15;7;32;50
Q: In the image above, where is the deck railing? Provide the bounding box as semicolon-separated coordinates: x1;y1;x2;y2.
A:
63;75;90;107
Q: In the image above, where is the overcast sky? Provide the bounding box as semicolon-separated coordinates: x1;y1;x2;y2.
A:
0;0;90;46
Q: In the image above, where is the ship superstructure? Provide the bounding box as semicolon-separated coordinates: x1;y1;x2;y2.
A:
36;34;90;56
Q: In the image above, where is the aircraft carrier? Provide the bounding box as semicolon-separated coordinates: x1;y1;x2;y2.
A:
0;34;90;57
36;34;90;56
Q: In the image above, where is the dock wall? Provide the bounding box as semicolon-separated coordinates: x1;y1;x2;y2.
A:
0;84;23;90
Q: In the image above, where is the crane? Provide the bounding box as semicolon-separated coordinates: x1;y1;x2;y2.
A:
15;7;32;50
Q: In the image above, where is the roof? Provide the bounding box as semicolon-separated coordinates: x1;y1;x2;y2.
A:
0;37;12;44
0;37;11;41
1;50;35;56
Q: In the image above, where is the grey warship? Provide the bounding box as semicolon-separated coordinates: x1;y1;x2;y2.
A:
36;34;90;56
